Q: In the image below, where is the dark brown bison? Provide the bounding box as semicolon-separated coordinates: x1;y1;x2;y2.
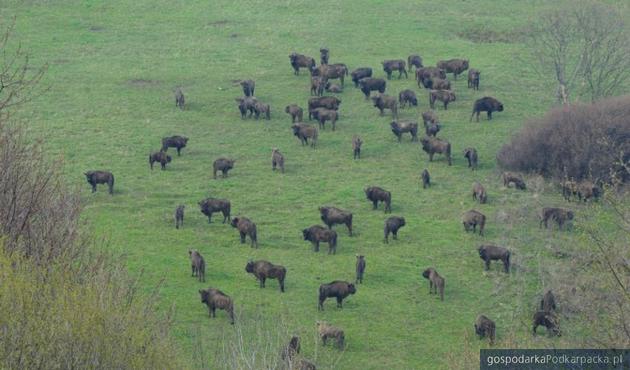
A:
231;217;258;248
310;76;326;96
541;290;557;313
271;148;285;173
245;260;286;292
320;48;329;65
175;205;185;229
372;94;398;119
318;281;356;310
391;121;418;142
199;288;235;324
240;79;255;96
213;157;235;179
285;104;303;123
162;135;189;156
356;255;366;284
408;54;423;71
470;97;503;122
311;108;339;131
358;78;386;99
382;59;407;79
421;77;451;90
307;96;341;119
540;207;574;230
302;225;338;254
351;67;373;87
291;123;318;147
84;170;114;194
472;182;487;204
319;206;353;236
576;180;601;202
429;89;456;110
325;82;343;93
415;67;446;87
289;53;315;75
317;321;345;349
384;216;405;243
468;69;480;90
352;135;363;159
253;101;271;120
365;186;392;213
189;249;206;282
421;110;438;125
175;88;185;109
420;136;452;165
475;315;495;345
149;151;172;170
463;147;478;170
502;172;526;190
478;244;510;273
235;96;257;119
398;89;418;108
533;311;560;336
462;210;486;236
437;59;469;79
421;169;430;189
424;121;441;137
198;198;231;223
422;267;445;301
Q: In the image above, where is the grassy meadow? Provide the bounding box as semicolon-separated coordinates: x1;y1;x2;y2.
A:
1;0;614;368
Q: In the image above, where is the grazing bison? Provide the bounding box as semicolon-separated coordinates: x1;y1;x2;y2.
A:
320;48;329;65
577;180;601;202
356;255;366;284
478;244;510;273
429;89;456;110
189;249;206;282
421;110;438;125
285;104;303;123
84;170;114;194
245;260;286;292
231;217;258;248
463;147;478;170
437;59;469;79
253;101;271;120
319;206;353;236
474;315;496;345
198;198;231;223
533;311;561;336
502;172;526;190
175;205;185;229
541;290;557;313
472;182;487;204
462;210;486;236
421;169;431;189
398;89;418;108
391;121;418;142
422;267;445;301
365;186;392;213
317;321;345;349
149;150;172;170
352;135;363;159
289;53;315;75
560;180;578;201
470;97;503;122
540;207;574;230
161;135;189;156
371;94;398;118
408;54;423;71
421;77;451;90
420;136;452;165
358;77;386;99
302;225;338;254
291;123;318;147
240;79;255;97
307;96;341;119
468;69;480;90
325;81;343;93
311;107;339;131
310;76;326;96
199;288;235;324
424;121;441;137
382;59;407;79
318;281;356;310
271;148;285;173
175;88;185;109
384;216;405;243
235;96;258;119
213;157;235;179
312;64;347;86
351;67;373;87
416;67;446;87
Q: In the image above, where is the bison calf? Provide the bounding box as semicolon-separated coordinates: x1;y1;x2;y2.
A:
303;225;338;254
285;104;303;123
475;315;496;345
175;205;185;229
317;321;345;349
468;69;480;90
245;260;286;292
149;150;172;170
422;267;445;301
463;147;478;170
175;88;185;109
478;244;510;273
421;169;431;189
356;255;366;284
352;135;363;159
533;311;560;336
398;89;418;108
540;207;574;230
231;217;258;248
384;216;405;243
189;249;206;282
318;281;356;310
271;148;285;173
84;170;114;194
199;288;235;324
472;182;487;204
462;210;486;236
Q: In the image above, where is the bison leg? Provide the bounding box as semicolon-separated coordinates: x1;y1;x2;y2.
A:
384;229;389;243
336;297;343;308
318;297;325;311
487;111;492;120
313;241;319;252
240;232;246;244
485;259;491;271
207;213;212;223
372;200;378;210
177;147;181;156
161;162;166;170
261;277;266;288
222;169;228;178
429;153;434;161
393;230;398;240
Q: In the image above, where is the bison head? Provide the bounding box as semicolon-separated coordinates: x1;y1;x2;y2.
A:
478;246;487;259
291;124;300;136
420;137;431;149
245;260;255;273
285;106;291;113
84;172;93;181
567;211;574;220
230;217;240;228
422;268;432;279
497;103;504;112
302;229;311;240
166;155;172;163
348;283;357;294
199;289;209;304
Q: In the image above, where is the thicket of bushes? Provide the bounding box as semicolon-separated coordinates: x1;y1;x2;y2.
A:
497;96;630;184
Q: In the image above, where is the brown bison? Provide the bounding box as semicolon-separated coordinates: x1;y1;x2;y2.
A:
372;94;398;119
478;244;510;273
245;260;286;292
235;96;258;119
398;89;418;108
463;147;478;170
422;267;445;301
384;216;405;243
502;172;526;190
470;97;503;122
382;59;407;79
307;96;341;119
302;225;338;254
149;150;172;170
213;157;235;179
468;69;480;90
356;255;366;284
421;110;438;125
231;217;258;248
408;54;423;71
310;76;326;96
199;288;235;324
352;135;363;159
429;89;456;110
291;123;318;147
576;180;601;202
199;198;231;223
472;182;487;204
317;321;345;349
421;169;431;189
175;88;185;110
416;67;446;87
358;77;386;99
424;121;441;137
175;205;185;229
318;281;356;310
84;170;114;194
285;104;303;123
420;137;452;165
475;315;495;345
325;82;343;93
189;249;206;282
319;206;353;236
391;120;418;142
365;186;392;212
311;107;339;131
312;64;347;86
540;207;574;230
421;77;451;90
462;210;486;236
289;53;315;75
320;48;329;65
271;148;285;173
437;59;469;79
533;311;561;336
351;67;373;87
240;79;255;97
541;290;557;313
253;101;271;120
162;135;189;156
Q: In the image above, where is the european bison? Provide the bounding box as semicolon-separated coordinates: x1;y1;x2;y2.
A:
398;89;418;108
470;97;503;122
175;88;185;109
311;107;339;131
235;96;257;119
437;59;469;79
317;321;345;349
429;89;456;110
175;205;185;229
253;101;271;120
319;206;353;236
502;172;526;190
421;77;451;90
382;59;407;79
420;136;452;165
291;123;318;147
312;64;347;86
407;54;423;71
421;110;438;125
365;186;392;212
358;77;386;99
384;216;405;243
421;169;430;189
371;94;398;119
285;104;303;123
302;225;338;254
475;315;495;345
199;288;235;324
161;135;189;156
540;207;574;230
424;121;441;137
289;53;315;75
318;281;356;310
231;217;258;248
356;255;366;284
325;82;342;93
351;67;372;87
240;79;255;97
271;148;285;173
320;48;329;65
415;67;446;87
533;311;560;336
198;198;231;223
84;170;114;194
462;210;486;236
541;290;557;313
472;182;487;204
422;267;445;301
463;147;478;170
189;249;206;282
391;121;418;142
468;69;480;90
307;96;341;119
281;335;301;363
149;150;172;170
213;157;235;179
576;180;601;202
245;260;286;292
352;135;363;159
478;244;510;273
310;76;326;96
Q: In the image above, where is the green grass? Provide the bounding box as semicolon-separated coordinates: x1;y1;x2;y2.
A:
1;0;620;368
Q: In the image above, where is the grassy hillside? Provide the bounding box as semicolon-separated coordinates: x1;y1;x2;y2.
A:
1;0;615;368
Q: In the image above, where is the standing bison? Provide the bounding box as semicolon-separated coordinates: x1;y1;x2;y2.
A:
271;148;285;173
175;88;185;110
149;151;172;170
436;59;469;79
285;104;303;123
474;315;496;345
468;69;480;90
213;157;235;179
240;79;255;97
384;216;405;243
408;55;423;71
302;225;338;254
311;107;339;131
532;311;561;336
189;249;206;282
356;255;366;284
415;67;446;87
162;135;189;156
310;76;326;96
84;170;114;194
199;288;235;324
320;48;329;65
245;260;286;292
421;169;431;189
382;59;407;79
291;123;318;147
352;135;363;159
317;321;345;349
318;281;356;310
358;78;386;99
462;210;486;236
478;244;511;273
175;205;185;229
319;206;353;236
289;53;315;75
351;67;372;87
420;137;452;165
472;182;487;204
231;217;258;248
470;97;503;122
235;96;258;119
371;94;398;119
422;268;445;301
365;186;392;212
429;89;456;110
253;101;271;120
398;89;418;108
391;121;418;142
308;96;341;119
463;147;478;170
198;198;231;223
